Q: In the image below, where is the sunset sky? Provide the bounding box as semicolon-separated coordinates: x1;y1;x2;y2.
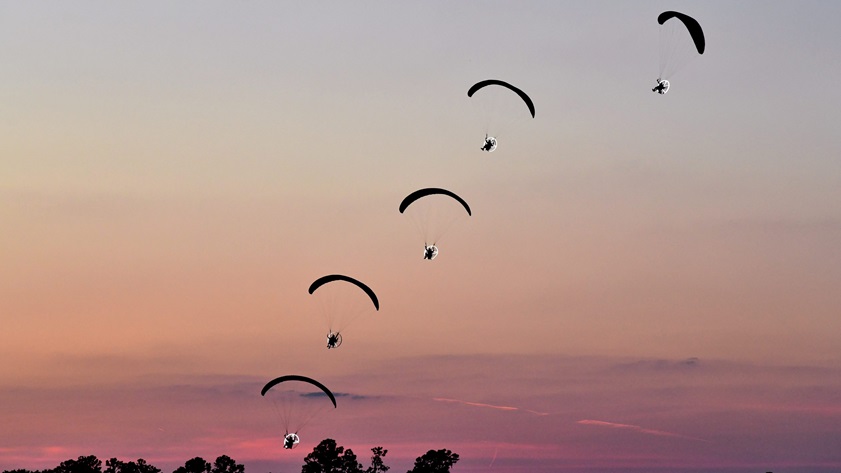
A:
2;2;840;472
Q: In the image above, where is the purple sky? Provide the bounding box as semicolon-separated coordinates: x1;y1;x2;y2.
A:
2;1;841;472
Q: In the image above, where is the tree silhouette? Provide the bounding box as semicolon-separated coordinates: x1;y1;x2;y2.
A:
406;450;459;473
54;456;102;473
105;458;160;473
302;439;363;473
210;456;243;473
365;447;389;473
172;458;210;473
1;448;413;473
5;457;161;473
131;460;158;473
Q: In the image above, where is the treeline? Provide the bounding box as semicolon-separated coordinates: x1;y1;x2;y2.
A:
2;439;459;473
1;454;236;473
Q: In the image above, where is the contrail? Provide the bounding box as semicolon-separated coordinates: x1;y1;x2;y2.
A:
489;447;498;468
577;419;709;442
433;397;548;416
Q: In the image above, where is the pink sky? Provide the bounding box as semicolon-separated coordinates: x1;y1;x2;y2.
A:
2;2;841;472
1;354;840;472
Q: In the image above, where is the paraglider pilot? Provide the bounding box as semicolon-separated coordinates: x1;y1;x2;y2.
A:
652;79;668;94
284;432;300;449
481;134;496;152
424;245;437;260
326;332;340;349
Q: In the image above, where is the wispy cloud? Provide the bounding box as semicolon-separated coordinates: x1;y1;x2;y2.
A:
433;397;548;416
301;391;374;400
577;419;709;442
609;357;702;372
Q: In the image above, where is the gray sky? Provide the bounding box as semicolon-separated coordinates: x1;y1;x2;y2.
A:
1;2;841;472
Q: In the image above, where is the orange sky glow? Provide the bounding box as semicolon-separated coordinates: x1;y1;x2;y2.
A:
2;2;841;472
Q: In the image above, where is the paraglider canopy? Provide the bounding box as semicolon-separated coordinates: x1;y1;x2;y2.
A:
657;11;705;54
399;188;472;216
468;80;535;118
308;274;379;311
657;10;705;84
261;375;338;408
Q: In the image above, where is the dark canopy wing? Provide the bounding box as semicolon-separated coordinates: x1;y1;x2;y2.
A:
658;11;705;54
399;188;472;216
467;79;535;118
308;274;379;311
260;375;337;408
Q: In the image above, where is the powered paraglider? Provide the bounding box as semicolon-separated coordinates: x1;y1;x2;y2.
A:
468;79;534;151
400;188;471;260
655;11;705;94
261;375;337;449
308;274;379;349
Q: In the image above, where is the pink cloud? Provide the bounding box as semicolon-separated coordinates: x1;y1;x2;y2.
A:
577;419;710;442
432;397;549;416
4;354;841;472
